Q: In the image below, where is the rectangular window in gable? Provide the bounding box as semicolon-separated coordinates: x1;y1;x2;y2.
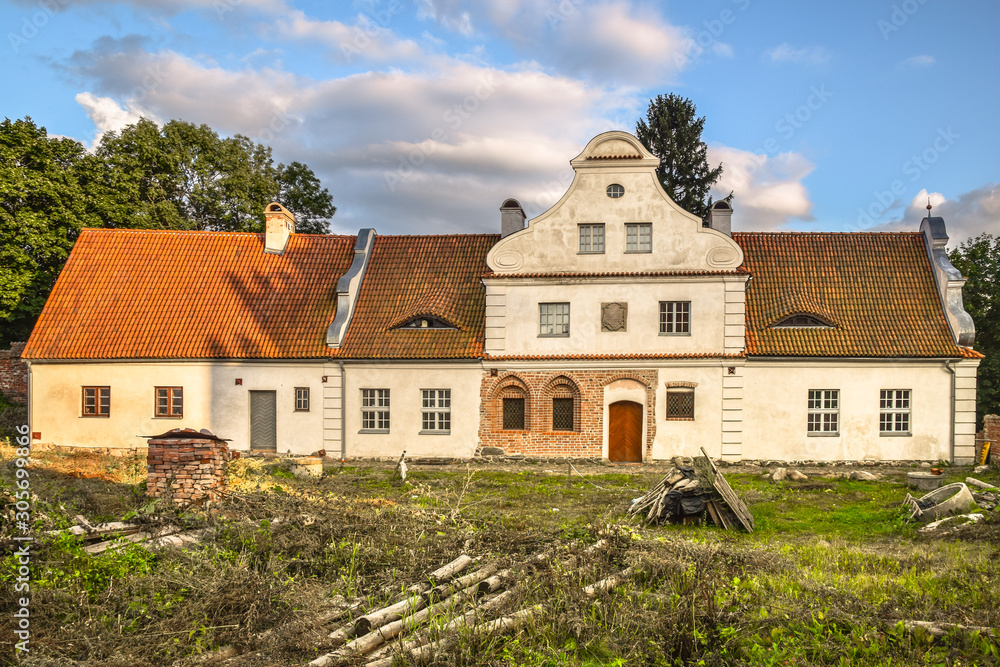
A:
625;223;652;253
578;224;605;253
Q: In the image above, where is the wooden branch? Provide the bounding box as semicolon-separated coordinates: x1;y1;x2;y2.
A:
427;562;497;602
312;582;482;666
896;619;995;638
583;567;635;597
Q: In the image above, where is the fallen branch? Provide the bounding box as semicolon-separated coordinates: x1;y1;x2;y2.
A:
583;567;635;597
896;619;995;638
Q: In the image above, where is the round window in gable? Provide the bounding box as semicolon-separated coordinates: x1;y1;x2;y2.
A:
606;184;625;198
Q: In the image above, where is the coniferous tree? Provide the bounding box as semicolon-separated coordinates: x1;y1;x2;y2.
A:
636;94;724;221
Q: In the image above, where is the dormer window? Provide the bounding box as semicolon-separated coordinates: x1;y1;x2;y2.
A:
772;314;834;328
398;316;456;330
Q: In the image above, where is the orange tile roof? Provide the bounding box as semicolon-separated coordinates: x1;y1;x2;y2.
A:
23;229;355;359
331;234;498;359
733;232;969;358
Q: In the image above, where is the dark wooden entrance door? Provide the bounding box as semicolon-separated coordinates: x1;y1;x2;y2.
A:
609;400;643;462
249;390;277;451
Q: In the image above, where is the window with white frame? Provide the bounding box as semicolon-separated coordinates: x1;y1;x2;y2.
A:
361;388;390;431
539;303;570;337
421;389;451;433
807;389;839;435
578;224;605;253
880;389;911;435
659;301;690;334
625;223;652;252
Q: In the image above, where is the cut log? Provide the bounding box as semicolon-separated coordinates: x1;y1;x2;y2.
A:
354;594;425;636
583;567;634;597
897;619;995;638
428;554;474;583
478;569;509;595
427;562;497;601
312;581;481;666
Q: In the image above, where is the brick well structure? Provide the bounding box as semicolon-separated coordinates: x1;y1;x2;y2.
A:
0;342;28;405
479;370;658;459
983;414;999;464
146;429;230;503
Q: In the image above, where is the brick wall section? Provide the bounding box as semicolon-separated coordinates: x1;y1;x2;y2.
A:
0;342;28;405
147;437;229;503
479;370;658;458
984;414;999;464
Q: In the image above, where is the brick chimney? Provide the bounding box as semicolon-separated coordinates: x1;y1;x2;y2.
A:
265;202;295;254
500;198;525;238
707;200;733;236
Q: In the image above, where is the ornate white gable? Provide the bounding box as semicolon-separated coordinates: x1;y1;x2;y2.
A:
487;131;744;274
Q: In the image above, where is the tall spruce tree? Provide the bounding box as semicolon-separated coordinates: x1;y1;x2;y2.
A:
636;94;724;222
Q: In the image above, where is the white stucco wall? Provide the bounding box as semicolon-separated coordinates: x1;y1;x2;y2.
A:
652;364;727;460
342;361;482;458
740;360;955;461
492;278;734;357
29;360;326;454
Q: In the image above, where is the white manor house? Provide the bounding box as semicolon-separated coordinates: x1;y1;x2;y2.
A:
23;131;981;463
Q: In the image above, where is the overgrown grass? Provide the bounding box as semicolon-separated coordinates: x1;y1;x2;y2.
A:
2;444;998;665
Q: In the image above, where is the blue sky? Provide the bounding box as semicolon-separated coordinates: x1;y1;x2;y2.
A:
2;0;998;241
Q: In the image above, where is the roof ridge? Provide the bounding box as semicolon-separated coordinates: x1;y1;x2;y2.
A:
733;230;921;236
79;227;356;240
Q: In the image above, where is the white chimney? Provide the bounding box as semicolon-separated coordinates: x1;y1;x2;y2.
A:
707;200;733;236
500;198;526;237
264;202;295;254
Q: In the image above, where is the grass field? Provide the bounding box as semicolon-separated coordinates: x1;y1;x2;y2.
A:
2;443;999;666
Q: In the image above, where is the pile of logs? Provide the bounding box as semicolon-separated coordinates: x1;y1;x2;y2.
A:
50;515;212;555
629;447;755;532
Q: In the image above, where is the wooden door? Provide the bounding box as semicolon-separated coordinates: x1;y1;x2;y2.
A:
249;390;277;450
609;400;643;462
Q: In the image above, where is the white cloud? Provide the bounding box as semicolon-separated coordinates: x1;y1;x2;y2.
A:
871;186;1000;244
66;39;632;233
74;92;148;147
765;43;831;65
900;54;935;68
707;145;816;230
274;9;426;63
416;0;695;86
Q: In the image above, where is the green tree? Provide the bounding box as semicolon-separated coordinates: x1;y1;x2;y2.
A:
0;116;336;347
93;118;335;233
949;233;1000;427
636;94;724;221
0;118;98;346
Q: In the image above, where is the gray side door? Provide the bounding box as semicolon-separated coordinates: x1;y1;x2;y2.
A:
249;390;277;450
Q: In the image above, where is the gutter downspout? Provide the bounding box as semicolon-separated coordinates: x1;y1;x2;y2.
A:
945;360;956;464
338;360;346;463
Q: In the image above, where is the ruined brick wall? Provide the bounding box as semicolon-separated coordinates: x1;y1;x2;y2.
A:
984;414;999;463
0;342;28;405
479;370;657;458
147;436;229;503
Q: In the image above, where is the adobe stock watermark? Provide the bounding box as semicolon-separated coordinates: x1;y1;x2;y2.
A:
856;126;958;227
877;0;932;40
725;84;834;190
11;424;33;654
339;0;405;62
672;0;752;68
383;74;498;192
8;0;71;54
255;110;297;144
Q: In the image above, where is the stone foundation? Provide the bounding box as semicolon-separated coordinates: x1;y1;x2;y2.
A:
147;429;229;503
